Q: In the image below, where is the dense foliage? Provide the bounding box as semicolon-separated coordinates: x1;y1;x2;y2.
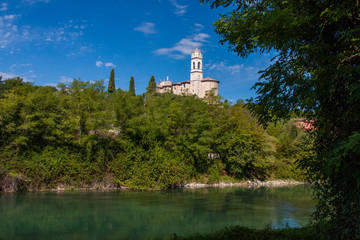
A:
0;77;307;191
201;0;360;238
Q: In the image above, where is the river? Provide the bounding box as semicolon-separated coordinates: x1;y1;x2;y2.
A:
0;185;313;240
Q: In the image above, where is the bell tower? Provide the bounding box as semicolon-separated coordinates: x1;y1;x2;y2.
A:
190;48;203;80
190;48;203;96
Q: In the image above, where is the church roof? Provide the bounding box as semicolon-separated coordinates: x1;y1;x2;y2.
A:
173;81;190;86
192;48;201;53
202;77;219;83
157;80;172;87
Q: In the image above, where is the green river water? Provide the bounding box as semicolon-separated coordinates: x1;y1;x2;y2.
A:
0;185;314;240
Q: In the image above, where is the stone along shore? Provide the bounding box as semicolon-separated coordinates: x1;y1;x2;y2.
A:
183;180;305;189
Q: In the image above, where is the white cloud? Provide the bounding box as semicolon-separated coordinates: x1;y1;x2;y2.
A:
193;33;210;42
59;76;73;83
96;61;103;67
22;0;50;4
105;62;116;68
194;23;203;31
0;71;34;82
209;61;244;74
96;60;116;68
0;15;22;44
0;3;8;11
9;63;31;72
44;23;85;42
169;0;188;16
45;83;58;87
0;14;86;49
66;46;92;57
3;14;20;20
0;72;18;80
153;33;210;59
134;22;157;34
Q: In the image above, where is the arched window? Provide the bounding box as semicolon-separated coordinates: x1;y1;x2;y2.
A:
193;62;195;69
198;62;201;69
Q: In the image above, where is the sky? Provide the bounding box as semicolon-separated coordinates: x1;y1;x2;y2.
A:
0;0;274;102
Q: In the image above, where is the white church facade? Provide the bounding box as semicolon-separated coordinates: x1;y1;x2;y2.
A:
156;49;219;98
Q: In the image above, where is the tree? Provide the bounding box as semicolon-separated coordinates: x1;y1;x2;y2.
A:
108;69;115;93
146;76;156;94
202;0;360;238
0;77;29;98
129;76;135;96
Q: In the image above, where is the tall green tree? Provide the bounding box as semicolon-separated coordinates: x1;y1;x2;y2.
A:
202;0;360;238
108;69;115;93
129;76;135;96
146;76;156;94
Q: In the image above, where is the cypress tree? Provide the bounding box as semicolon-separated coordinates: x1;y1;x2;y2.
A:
129;76;135;96
108;68;115;93
146;75;156;94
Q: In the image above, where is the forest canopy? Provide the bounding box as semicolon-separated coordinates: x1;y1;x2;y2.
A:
0;77;308;191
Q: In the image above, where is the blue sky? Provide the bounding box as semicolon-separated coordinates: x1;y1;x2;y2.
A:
0;0;273;102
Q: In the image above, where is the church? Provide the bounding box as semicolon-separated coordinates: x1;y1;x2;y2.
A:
156;48;219;98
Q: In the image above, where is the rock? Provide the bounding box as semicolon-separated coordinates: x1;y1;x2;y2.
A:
183;180;305;189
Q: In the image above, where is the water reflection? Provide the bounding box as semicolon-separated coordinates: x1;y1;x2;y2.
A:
0;185;314;240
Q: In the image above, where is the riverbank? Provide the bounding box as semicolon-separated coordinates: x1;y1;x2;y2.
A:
54;180;306;192
0;173;306;193
183;180;305;189
52;180;307;192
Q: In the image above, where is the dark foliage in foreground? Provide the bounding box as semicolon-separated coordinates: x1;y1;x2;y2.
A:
201;0;360;238
163;224;331;240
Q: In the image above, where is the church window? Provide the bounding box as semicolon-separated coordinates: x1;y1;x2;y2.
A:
193;62;195;69
198;62;201;69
